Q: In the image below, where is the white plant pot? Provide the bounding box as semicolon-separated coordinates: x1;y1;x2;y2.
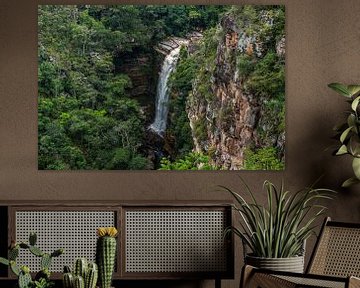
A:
245;254;305;273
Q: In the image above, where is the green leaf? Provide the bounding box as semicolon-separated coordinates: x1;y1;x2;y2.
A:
342;177;360;188
351;96;360;111
0;257;9;266
336;145;348;155
352;157;360;179
347;114;356;127
348;135;360;156
348;85;360;97
328;83;352;97
340;126;352;143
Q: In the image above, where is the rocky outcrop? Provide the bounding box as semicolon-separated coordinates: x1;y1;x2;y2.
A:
116;52;154;98
187;10;285;170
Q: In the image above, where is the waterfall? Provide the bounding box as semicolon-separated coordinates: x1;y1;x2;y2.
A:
149;46;181;136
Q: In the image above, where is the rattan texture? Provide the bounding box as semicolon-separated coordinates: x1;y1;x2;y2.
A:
125;210;227;273
277;275;345;288
249;273;297;288
309;226;360;277
15;211;115;272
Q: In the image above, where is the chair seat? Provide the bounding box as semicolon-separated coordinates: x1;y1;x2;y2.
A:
243;266;360;288
277;275;346;288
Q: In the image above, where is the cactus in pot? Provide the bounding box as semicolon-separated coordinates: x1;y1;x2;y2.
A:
96;227;118;288
62;259;98;288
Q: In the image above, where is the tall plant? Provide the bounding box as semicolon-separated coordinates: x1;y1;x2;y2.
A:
328;83;360;187
222;180;334;258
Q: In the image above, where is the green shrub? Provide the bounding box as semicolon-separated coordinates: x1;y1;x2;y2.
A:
159;152;218;170
244;146;284;170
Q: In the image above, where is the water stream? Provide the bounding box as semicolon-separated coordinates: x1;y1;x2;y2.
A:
149;47;181;136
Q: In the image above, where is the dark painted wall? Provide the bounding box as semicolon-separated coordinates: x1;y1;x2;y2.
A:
1;0;360;287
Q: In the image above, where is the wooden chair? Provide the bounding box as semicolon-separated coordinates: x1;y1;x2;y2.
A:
241;217;360;288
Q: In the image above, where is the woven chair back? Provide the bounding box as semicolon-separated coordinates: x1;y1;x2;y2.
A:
308;219;360;278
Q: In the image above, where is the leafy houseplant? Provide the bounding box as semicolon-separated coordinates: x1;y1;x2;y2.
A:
223;180;334;272
328;83;360;187
0;232;63;288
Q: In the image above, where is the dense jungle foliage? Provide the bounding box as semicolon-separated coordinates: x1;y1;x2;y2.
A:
38;5;226;169
38;5;285;170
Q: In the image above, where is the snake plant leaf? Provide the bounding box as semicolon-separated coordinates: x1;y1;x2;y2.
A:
342;177;360;188
328;83;352;97
223;179;335;258
351;96;360;111
340;126;353;143
336;145;348;155
352;157;360;179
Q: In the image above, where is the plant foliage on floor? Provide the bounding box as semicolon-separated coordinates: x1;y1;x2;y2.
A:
222;179;335;258
329;82;360;187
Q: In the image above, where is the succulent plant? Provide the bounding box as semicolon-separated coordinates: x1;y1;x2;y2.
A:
62;259;98;288
0;232;63;288
96;227;118;288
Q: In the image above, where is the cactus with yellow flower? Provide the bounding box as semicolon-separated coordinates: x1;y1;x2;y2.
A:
96;227;118;288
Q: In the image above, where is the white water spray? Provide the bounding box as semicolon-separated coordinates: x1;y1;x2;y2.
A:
149;47;181;136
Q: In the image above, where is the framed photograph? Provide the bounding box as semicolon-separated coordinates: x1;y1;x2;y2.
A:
38;5;285;170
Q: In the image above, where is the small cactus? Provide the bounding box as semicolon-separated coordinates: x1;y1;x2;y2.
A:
63;259;98;288
9;247;19;260
18;270;32;288
0;232;63;288
85;263;98;288
74;275;85;288
10;260;20;276
41;253;52;270
63;272;74;288
74;258;87;279
29;245;44;257
29;232;37;246
96;227;118;288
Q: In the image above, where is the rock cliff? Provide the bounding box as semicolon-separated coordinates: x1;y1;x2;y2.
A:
187;7;285;169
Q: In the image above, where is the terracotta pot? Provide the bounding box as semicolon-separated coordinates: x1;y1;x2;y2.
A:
245;254;305;273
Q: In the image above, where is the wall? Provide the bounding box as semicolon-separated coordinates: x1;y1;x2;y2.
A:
1;0;360;287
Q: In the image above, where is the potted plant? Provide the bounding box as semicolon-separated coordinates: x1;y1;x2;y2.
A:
328;82;360;187
0;232;63;288
62;258;98;288
222;179;334;273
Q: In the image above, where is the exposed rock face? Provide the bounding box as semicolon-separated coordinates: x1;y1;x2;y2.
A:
116;52;154;98
188;11;285;170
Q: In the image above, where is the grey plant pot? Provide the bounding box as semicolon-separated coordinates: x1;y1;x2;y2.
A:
245;254;305;273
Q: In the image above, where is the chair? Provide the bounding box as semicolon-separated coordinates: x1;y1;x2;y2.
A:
241;217;360;288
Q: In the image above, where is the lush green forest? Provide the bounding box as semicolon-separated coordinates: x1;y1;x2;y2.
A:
38;5;285;170
38;5;226;169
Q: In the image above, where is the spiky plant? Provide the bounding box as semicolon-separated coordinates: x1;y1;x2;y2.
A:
0;232;63;288
222;179;335;258
63;260;98;288
96;227;118;288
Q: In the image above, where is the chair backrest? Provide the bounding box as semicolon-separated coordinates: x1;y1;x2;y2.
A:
307;217;360;277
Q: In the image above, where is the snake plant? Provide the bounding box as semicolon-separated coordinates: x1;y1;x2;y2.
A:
328;82;360;187
222;179;334;258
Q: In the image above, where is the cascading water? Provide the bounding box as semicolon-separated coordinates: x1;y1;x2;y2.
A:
149;46;181;136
